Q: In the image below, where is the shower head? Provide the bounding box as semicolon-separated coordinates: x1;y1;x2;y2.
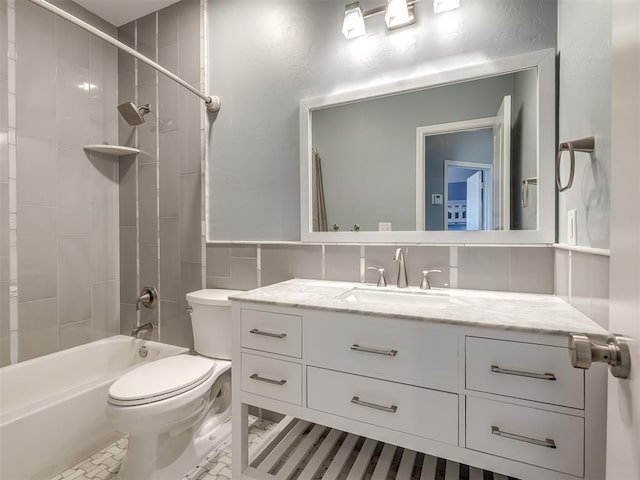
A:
117;102;151;126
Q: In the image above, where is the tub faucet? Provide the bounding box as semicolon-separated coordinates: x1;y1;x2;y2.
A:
136;286;159;311
393;248;409;288
131;322;154;338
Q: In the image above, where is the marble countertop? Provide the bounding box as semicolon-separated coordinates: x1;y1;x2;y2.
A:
230;279;608;337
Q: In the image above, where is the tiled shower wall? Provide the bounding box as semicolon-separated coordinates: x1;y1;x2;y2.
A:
0;0;8;366
0;0;119;366
118;0;204;349
205;244;555;295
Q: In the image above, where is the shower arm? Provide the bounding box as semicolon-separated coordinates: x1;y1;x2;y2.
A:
28;0;221;113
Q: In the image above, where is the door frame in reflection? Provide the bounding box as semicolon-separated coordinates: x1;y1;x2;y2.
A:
443;161;493;231
416;116;495;230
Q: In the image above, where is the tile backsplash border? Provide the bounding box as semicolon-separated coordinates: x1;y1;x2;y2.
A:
206;243;556;296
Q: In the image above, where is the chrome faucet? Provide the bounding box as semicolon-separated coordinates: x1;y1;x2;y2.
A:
393;248;409;288
131;322;154;338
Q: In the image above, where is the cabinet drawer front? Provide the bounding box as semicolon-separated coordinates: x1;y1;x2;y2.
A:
241;353;302;405
304;312;458;389
465;337;584;408
466;397;584;477
241;309;302;358
307;367;458;445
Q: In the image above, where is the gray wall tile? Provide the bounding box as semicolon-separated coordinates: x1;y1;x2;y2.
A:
230;257;258;291
158;3;179;48
139;163;158;245
55;16;90;67
89;152;119;203
508;247;554;294
261;246;291;286
180;173;201;263
458;247;509;291
159;76;180;133
0;186;8;285
159;131;180;217
160;299;191;349
91;202;119;282
118;155;137;227
206;245;230;277
554;249;570;302
0;285;10;367
58;236;91;326
590;254;609;329
17;205;57;240
92;280;120;339
18;298;58;361
119;226;137;305
59;320;92;350
177;0;200;85
17;136;57;207
181;261;203;298
230;246;256;258
58;147;91;236
325;245;360;282
137;80;157;164
408;246;450;288
55;59;90;148
570;251;592;318
289;245;322;280
16;1;56;143
137;13;157;84
160;217;181;302
18;237;58;303
119;303;137;337
140;244;159;289
179;88;201;174
206;276;231;289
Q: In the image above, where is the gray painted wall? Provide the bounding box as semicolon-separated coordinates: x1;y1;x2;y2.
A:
312;75;513;232
207;0;558;240
557;0;611;249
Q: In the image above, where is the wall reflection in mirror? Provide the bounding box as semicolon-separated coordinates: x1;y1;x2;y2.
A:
310;68;538;233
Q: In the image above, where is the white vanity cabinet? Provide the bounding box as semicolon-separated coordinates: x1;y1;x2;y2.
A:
231;280;608;480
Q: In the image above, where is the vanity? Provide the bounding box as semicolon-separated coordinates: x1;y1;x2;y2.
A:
231;279;608;480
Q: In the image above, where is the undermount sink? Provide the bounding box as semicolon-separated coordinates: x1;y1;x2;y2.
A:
337;287;451;308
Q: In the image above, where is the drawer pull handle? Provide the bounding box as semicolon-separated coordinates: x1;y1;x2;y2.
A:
491;365;557;381
351;396;398;413
249;328;287;339
249;373;287;386
491;426;557;449
350;344;398;357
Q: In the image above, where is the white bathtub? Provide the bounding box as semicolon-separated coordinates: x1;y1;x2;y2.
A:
0;335;188;480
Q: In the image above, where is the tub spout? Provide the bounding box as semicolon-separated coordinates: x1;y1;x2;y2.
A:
131;322;154;338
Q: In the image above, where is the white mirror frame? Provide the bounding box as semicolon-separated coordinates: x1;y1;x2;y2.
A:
300;49;556;244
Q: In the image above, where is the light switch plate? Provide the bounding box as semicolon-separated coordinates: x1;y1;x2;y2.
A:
567;209;577;245
378;222;392;231
432;194;443;205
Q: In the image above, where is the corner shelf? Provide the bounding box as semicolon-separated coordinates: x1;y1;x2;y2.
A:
83;144;140;156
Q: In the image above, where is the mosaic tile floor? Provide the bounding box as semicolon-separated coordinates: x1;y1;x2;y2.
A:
49;416;276;480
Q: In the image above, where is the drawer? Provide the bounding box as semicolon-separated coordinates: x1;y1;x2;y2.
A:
307;367;458;445
304;311;458;390
465;337;584;408
241;309;302;358
466;397;584;477
241;353;302;405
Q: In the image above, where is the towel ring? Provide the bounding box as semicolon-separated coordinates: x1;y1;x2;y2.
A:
556;136;595;192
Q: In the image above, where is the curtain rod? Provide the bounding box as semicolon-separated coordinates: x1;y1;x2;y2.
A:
28;0;221;112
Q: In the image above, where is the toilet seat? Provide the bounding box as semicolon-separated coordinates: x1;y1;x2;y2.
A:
108;355;215;407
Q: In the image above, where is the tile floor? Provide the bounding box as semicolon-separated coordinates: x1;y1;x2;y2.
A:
49;417;276;480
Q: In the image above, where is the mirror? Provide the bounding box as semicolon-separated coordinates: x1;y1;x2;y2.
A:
300;49;556;244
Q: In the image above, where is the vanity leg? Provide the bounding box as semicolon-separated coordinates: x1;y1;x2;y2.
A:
232;401;248;478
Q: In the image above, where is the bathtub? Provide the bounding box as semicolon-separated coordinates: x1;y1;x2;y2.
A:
0;335;188;480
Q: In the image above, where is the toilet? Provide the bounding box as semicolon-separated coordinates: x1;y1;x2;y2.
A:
106;289;240;480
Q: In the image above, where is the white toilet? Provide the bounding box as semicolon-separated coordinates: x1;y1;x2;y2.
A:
106;289;240;480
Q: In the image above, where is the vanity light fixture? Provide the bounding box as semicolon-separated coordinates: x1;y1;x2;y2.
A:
433;0;460;14
342;0;416;39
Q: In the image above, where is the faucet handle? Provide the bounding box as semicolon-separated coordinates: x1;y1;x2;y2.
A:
367;266;387;287
420;269;442;290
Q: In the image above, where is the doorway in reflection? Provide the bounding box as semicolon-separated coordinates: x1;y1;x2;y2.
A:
445;163;493;231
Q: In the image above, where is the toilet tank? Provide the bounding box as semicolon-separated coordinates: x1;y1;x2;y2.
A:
186;289;242;360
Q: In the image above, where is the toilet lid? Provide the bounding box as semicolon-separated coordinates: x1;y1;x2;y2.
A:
108;355;215;407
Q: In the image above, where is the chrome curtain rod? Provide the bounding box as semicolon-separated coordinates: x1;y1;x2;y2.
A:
28;0;221;112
